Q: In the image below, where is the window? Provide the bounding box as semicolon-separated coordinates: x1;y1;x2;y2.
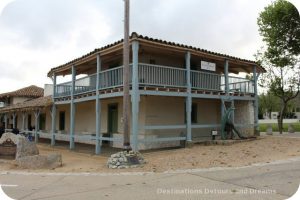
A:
59;111;65;131
296;107;300;112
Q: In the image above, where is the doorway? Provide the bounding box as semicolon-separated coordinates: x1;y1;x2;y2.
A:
107;104;118;135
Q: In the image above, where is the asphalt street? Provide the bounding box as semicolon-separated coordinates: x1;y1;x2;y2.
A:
0;157;300;200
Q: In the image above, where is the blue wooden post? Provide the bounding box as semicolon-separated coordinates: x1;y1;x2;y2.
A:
131;40;140;152
253;66;259;135
51;73;57;146
34;109;40;143
51;105;56;146
22;112;26;131
70;65;76;150
231;100;235;123
221;99;224;123
4;113;7;130
224;59;229;95
95;54;102;154
12;112;16;129
185;51;192;142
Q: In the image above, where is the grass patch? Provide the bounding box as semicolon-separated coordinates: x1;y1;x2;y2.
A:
259;123;300;132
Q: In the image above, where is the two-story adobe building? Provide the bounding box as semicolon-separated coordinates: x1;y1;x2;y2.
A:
0;33;265;154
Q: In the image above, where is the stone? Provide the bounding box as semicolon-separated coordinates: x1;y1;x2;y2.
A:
15;137;39;159
288;124;295;133
266;125;273;135
47;153;62;169
16;153;62;169
17;155;48;169
107;151;145;169
0;132;23;145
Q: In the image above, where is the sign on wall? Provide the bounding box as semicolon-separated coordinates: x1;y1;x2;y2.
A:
201;61;216;71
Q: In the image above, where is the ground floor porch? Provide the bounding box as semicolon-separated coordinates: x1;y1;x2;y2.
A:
0;94;256;154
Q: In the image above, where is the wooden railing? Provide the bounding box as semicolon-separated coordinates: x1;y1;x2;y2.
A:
138;63;186;87
54;63;254;97
191;70;221;91
220;76;254;93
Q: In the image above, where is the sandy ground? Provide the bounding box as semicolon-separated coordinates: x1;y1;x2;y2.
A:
1;136;300;173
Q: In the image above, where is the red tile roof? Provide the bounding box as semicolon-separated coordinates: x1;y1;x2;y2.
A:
0;96;52;112
0;85;44;99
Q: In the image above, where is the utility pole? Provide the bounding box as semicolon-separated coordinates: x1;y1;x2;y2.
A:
123;0;131;150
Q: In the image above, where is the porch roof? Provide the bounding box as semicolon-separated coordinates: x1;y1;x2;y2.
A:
0;96;52;113
47;32;266;77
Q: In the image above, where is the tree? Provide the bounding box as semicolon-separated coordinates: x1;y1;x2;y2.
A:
257;0;300;133
259;91;280;119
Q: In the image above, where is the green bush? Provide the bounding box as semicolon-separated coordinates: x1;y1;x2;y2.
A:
259;123;300;132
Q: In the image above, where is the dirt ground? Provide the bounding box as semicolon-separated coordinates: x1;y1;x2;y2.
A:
1;136;300;173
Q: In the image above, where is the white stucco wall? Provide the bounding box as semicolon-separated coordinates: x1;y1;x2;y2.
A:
44;84;53;96
12;97;31;105
234;100;255;136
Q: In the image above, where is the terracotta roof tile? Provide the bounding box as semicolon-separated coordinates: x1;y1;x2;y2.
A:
0;96;52;112
0;85;44;99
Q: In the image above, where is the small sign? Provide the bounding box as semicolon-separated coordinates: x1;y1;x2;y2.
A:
201;61;216;71
211;130;218;136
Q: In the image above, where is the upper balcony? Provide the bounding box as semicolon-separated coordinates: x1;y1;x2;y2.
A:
49;33;264;101
54;63;254;98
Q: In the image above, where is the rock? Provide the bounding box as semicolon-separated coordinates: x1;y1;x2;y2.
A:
0;132;23;145
17;155;48;169
288;124;295;133
15;137;39;159
266;125;273;135
47;153;62;169
107;151;145;169
16;153;62;169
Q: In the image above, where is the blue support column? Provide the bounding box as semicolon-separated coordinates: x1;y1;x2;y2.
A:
221;99;224;121
95;54;102;154
34;109;40;143
224;59;229;95
12;112;16;129
51;105;56;146
253;66;259;135
4;113;7;130
70;65;76;150
51;73;57;146
231;100;235;123
185;51;192;142
22;112;26;131
131;41;140;152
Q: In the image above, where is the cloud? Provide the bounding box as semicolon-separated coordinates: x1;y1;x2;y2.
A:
0;0;278;93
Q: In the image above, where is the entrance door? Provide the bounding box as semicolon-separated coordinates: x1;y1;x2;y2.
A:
108;104;118;135
59;111;65;131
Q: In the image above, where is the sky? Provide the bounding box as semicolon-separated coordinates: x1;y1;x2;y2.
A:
0;0;299;93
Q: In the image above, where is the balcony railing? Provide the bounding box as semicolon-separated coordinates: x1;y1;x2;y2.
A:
54;63;254;97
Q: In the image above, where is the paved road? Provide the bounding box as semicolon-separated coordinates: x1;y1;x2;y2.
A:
0;157;300;200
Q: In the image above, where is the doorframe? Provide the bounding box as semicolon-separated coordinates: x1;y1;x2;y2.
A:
107;103;118;135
